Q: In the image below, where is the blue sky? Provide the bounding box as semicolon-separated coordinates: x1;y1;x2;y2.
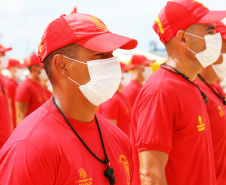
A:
0;0;226;60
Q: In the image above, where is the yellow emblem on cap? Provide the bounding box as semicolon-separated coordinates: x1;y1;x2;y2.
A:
39;41;42;53
156;16;164;34
193;0;206;8
88;16;108;31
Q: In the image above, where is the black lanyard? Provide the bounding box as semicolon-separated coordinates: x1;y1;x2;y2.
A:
52;97;115;185
160;63;208;104
197;74;226;105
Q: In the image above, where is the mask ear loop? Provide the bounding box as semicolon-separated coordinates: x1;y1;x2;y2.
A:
67;77;81;86
63;56;87;65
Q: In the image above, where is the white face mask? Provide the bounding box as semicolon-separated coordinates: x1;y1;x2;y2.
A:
142;66;153;82
0;56;9;70
38;69;48;81
121;72;132;87
212;54;226;77
65;56;122;106
15;68;22;79
186;32;222;68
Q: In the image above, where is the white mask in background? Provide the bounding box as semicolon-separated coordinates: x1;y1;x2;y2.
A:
121;72;132;87
38;69;48;81
212;54;226;78
65;56;122;106
46;80;53;93
15;68;23;79
142;66;153;82
186;32;222;68
0;56;9;70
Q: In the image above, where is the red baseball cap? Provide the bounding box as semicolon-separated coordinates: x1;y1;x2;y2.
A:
120;62;134;72
0;44;12;53
38;13;138;61
7;58;22;69
215;21;226;40
23;53;43;67
153;0;226;44
131;55;149;66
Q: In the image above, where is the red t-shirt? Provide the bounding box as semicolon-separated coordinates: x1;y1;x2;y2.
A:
122;80;142;107
130;68;216;185
195;79;226;185
0;98;140;185
15;78;45;116
99;91;131;137
5;78;18;129
0;76;11;149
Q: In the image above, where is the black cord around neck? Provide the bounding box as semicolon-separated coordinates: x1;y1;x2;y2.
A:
197;74;226;105
52;97;109;165
160;63;208;104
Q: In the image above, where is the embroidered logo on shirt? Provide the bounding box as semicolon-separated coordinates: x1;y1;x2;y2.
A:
197;115;205;131
119;155;130;185
218;106;225;117
76;168;93;185
88;16;108;31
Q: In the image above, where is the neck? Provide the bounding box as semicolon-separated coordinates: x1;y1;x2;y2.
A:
52;83;97;123
117;83;124;93
30;73;40;83
166;56;202;81
197;66;219;84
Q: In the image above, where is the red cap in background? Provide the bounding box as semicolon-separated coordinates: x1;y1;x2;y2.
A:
0;44;12;53
120;62;134;72
23;53;43;67
70;6;77;14
152;0;226;44
215;21;226;40
7;58;22;69
131;55;149;66
38;13;138;61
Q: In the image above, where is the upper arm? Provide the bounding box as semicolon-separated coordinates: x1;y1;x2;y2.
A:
139;150;168;185
0;141;54;185
15;101;29;124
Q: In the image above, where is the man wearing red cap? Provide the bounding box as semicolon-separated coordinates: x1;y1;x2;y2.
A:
5;58;22;130
0;13;140;185
194;21;226;185
99;62;133;137
130;0;226;185
15;53;46;125
0;44;12;149
122;55;153;107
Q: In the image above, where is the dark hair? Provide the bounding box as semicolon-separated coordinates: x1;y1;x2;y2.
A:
43;43;80;82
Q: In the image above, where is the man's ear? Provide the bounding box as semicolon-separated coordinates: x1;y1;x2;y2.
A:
176;30;191;48
53;54;69;77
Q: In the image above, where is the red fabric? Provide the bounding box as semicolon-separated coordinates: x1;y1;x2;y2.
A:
0;76;11;149
5;78;18;129
122;80;142;107
23;53;42;67
0;44;12;53
0;99;140;185
214;80;225;97
7;58;22;69
130;68;216;185
215;21;226;40
38;13;137;61
152;0;226;44
99;91;131;137
195;79;226;185
15;78;45;116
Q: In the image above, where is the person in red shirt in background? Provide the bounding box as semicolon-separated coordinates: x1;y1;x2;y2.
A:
99;62;133;137
130;0;226;185
122;55;153;107
0;44;12;149
15;52;46;125
195;21;226;185
39;67;52;101
5;58;22;131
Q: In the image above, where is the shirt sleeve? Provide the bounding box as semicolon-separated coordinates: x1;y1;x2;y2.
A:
135;90;175;155
0;140;54;184
15;82;31;103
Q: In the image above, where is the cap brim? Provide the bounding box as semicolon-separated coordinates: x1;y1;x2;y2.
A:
143;59;155;65
196;11;226;24
0;47;12;53
122;64;134;71
76;32;138;52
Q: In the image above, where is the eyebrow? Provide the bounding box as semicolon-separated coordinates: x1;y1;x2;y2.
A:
205;26;216;31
